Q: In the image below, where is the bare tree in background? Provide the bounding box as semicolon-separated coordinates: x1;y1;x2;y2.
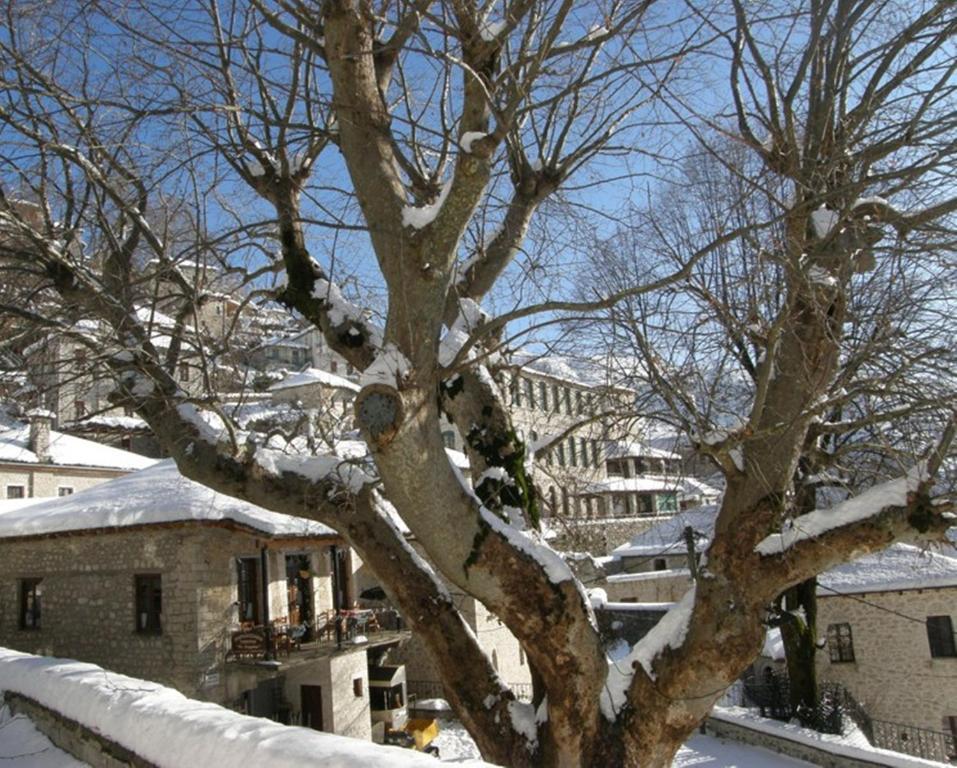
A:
1;2;956;766
584;136;957;722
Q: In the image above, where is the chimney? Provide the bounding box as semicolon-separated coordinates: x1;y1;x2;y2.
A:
27;408;55;463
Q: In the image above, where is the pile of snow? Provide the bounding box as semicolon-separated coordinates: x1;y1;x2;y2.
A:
0;426;157;470
0;649;493;767
0;460;335;540
761;628;786;661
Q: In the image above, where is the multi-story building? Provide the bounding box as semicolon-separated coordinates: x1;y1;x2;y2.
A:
0;461;411;740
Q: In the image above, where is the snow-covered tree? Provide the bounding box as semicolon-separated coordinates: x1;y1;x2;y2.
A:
1;2;955;766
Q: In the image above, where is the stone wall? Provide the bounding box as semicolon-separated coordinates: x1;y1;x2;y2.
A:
705;712;906;768
605;570;691;603
0;526;338;708
816;586;957;734
0;527;204;696
548;516;661;556
7;692;152;768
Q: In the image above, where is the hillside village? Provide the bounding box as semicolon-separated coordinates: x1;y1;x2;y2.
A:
1;3;956;767
0;275;954;764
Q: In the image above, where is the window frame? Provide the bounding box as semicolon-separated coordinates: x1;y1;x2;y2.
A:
6;485;25;499
927;615;957;658
19;577;42;630
57;486;74;497
827;622;856;663
134;574;163;635
236;557;262;625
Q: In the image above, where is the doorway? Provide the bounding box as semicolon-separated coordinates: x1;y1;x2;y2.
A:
300;685;324;731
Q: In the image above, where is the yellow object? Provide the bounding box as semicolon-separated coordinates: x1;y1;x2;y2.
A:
405;718;439;750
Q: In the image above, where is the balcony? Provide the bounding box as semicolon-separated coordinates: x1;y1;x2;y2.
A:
226;608;409;668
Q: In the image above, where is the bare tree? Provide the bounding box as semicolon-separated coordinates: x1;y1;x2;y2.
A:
1;2;955;767
583;135;957;721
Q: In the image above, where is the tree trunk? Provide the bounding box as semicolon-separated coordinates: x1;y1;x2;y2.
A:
780;578;819;722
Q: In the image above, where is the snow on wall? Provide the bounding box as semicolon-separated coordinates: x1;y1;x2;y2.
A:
0;648;494;768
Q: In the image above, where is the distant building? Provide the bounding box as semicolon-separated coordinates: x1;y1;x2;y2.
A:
0;410;155;500
0;461;411;741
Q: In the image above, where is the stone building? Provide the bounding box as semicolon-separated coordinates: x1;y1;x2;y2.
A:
0;410;156;500
0;461;410;741
604;510;957;742
815;543;957;737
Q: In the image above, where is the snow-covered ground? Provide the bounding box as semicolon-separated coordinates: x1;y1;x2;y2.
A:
432;716;816;766
0;694;88;767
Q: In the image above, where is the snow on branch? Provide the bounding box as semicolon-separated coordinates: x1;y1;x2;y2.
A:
757;417;956;557
254;446;374;495
600;587;696;719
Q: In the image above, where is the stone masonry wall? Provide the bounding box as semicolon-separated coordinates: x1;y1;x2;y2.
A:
0;528;207;697
816;587;957;734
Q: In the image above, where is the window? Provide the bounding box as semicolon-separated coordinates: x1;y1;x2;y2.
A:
579;437;589;467
562;388;571;414
178;364;189;382
330;360;338;373
74;400;86;417
6;485;25;499
236;558;261;624
510;377;522;407
519;648;526;666
927;616;957;658
556;442;566;467
135;574;162;634
57;487;74;497
442;431;456;449
19;578;42;630
491;650;499;672
575;391;584;414
654;558;668;571
538;381;548;412
552;384;561;413
568;437;577;467
353;678;364;697
827;623;855;663
592;440;600;468
524;378;535;409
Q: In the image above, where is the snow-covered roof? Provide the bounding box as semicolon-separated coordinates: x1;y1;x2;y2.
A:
0;460;336;540
605;440;681;460
69;414;149;431
512;351;622;390
611;506;718;557
587;476;679;494
0;426;157;471
269;367;360;393
817;543;957;595
259;328;312;349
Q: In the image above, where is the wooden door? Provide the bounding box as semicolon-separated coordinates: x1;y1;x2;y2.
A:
301;685;324;731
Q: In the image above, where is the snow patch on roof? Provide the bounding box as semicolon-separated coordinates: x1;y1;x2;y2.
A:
0;426;156;471
269;367;360;393
0;460;335;539
817;543;957;595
